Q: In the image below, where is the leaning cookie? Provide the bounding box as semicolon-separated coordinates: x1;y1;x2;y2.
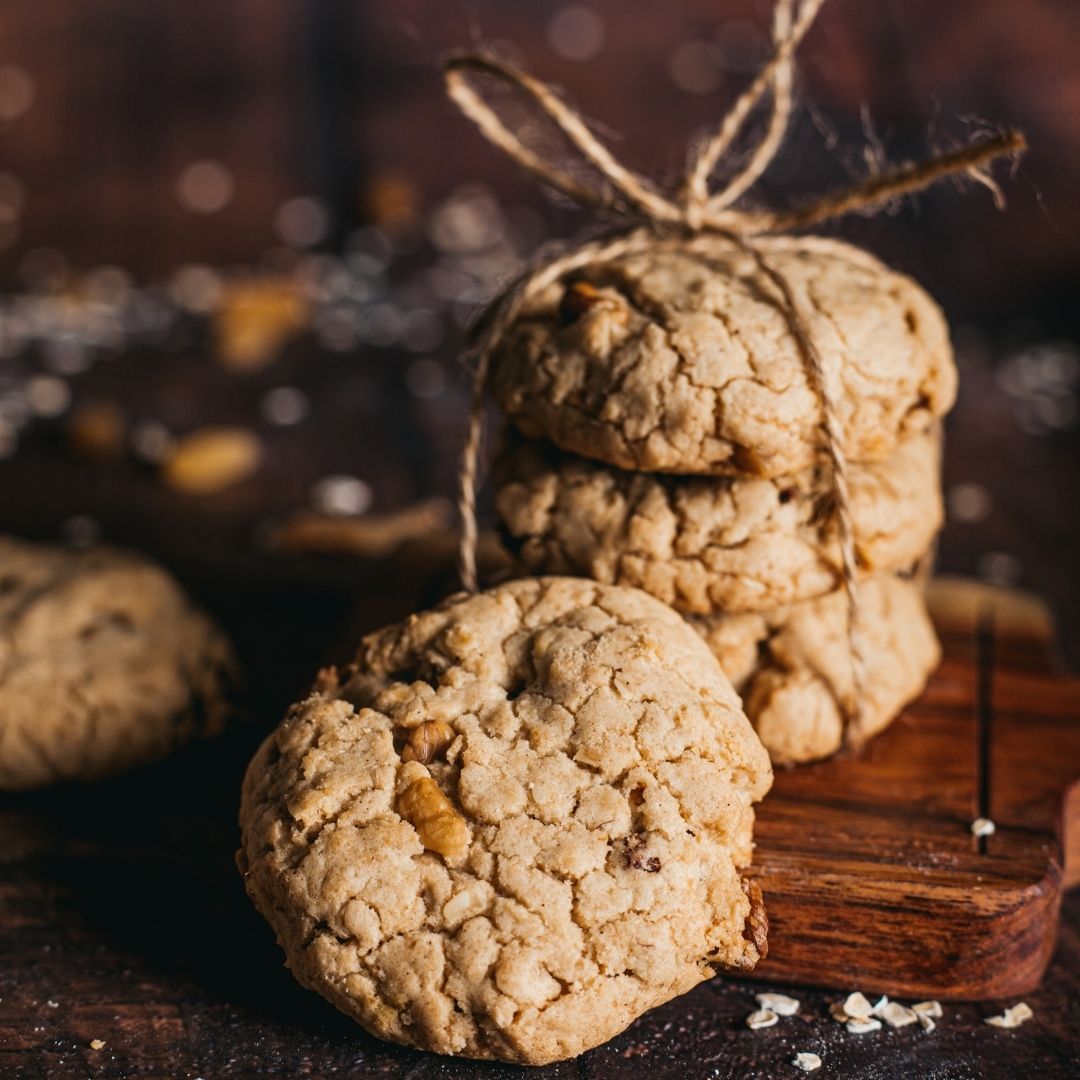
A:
491;234;955;477
0;536;236;790
495;428;942;615
239;577;772;1065
689;575;940;765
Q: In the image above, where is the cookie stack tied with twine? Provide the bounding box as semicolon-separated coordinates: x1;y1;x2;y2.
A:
238;2;1024;1064
491;244;949;766
448;0;1025;765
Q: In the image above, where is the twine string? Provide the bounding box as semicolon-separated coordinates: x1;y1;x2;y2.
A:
444;0;1026;741
730;232;867;729
694;0;797;217
683;0;820;217
768;131;1025;232
444;55;679;224
454;225;655;596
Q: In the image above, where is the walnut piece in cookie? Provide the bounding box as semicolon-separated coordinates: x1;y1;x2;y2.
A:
0;535;236;790
491;234;955;477
495;428;942;615
239;576;772;1065
690;574;940;764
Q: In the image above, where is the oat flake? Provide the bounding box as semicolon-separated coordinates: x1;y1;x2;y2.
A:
846;1017;883;1034
841;991;874;1019
754;992;800;1016
985;1003;1033;1029
746;1007;779;1030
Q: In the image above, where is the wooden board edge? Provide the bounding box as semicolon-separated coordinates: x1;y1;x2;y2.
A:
749;859;1064;1000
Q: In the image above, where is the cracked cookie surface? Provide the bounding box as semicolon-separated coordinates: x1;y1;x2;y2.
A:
495;428;941;615
491;234;955;477
690;575;940;764
239;576;772;1065
0;536;236;790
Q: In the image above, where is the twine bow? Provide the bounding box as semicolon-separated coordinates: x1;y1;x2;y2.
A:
444;0;1025;741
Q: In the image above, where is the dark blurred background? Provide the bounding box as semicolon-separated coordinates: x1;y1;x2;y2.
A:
0;0;1077;670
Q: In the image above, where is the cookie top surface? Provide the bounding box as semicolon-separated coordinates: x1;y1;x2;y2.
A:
691;575;940;764
239;576;772;1064
495;428;941;615
0;536;234;789
491;234;955;477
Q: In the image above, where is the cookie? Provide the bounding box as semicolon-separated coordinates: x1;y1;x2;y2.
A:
690;575;940;765
495;428;942;615
0;536;235;790
239;576;772;1064
490;234;955;477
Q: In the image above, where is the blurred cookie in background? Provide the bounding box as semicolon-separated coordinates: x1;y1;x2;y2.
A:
0;535;237;790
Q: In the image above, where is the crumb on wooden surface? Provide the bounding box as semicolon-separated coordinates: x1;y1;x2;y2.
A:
745;1007;779;1030
985;1002;1033;1029
755;992;800;1016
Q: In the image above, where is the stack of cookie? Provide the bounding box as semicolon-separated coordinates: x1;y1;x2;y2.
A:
492;234;955;764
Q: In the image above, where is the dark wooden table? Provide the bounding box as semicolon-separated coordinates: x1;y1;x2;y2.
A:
1;726;1077;1080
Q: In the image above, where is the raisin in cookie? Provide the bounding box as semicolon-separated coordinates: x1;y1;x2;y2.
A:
239;576;772;1065
495;428;941;615
491;234;955;477
690;575;940;765
0;536;235;790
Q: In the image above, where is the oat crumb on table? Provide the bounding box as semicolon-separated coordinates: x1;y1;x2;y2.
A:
840;991;874;1019
847;1017;883;1034
878;1001;919;1028
985;1002;1033;1029
755;991;800;1016
745;1008;779;1030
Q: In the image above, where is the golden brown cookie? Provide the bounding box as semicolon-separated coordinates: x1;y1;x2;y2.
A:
495;428;942;614
0;536;235;789
239;577;772;1064
690;575;940;765
491;234;955;477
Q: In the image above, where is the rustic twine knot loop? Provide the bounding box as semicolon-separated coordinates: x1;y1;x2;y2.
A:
443;0;1026;741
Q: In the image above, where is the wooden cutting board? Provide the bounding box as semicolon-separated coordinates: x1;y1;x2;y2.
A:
749;575;1080;999
351;545;1080;1001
